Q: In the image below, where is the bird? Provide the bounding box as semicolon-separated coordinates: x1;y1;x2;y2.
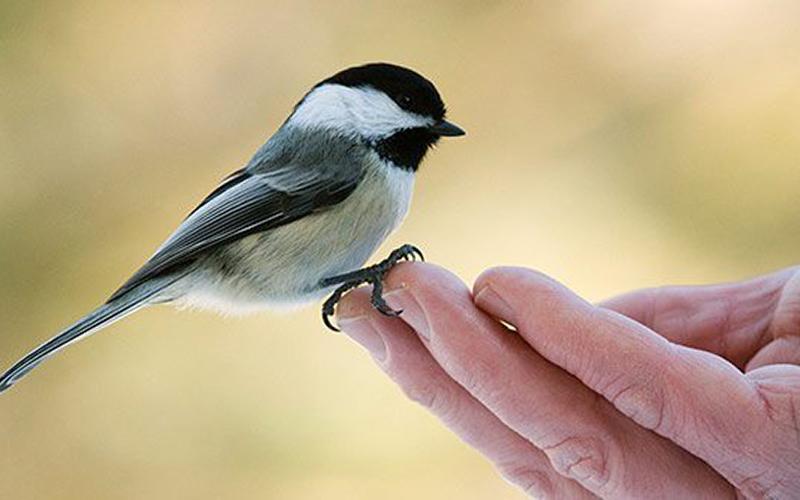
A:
0;62;464;393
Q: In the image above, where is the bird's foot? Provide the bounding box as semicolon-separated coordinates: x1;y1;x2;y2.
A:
320;244;424;331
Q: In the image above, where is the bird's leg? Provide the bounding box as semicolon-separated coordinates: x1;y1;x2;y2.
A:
320;244;424;331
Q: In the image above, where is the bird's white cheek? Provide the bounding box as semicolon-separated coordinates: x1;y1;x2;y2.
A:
288;84;433;138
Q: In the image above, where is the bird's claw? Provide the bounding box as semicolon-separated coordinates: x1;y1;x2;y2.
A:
320;244;424;331
390;244;424;264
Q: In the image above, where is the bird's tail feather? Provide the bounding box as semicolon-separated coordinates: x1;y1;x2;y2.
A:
0;276;178;393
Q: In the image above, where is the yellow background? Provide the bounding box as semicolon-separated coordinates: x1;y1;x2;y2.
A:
1;2;799;498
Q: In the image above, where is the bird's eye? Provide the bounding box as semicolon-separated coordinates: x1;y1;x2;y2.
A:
398;95;413;107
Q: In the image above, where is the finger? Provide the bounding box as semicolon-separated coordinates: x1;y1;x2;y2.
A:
746;271;800;370
379;263;732;498
599;268;797;368
474;267;773;492
336;286;593;499
746;337;800;370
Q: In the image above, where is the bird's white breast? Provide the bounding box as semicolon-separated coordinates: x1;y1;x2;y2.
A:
178;157;416;314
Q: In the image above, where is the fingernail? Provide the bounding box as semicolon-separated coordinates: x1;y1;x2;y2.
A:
338;316;387;363
384;288;430;341
474;285;514;320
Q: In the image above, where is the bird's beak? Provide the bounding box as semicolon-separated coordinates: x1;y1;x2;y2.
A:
429;120;466;137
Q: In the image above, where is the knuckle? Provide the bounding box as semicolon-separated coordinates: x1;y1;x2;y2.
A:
543;436;612;490
608;378;667;433
735;470;780;499
499;463;553;499
401;379;459;420
459;360;488;395
456;356;502;403
400;355;503;421
401;379;440;407
599;346;679;436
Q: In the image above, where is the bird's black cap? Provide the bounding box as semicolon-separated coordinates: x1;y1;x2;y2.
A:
317;62;447;121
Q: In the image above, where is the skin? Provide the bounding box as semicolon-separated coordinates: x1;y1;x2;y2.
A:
336;263;800;498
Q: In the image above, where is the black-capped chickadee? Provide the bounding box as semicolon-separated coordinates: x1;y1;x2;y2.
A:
0;62;464;393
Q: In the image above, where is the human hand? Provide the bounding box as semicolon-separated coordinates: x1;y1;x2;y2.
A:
337;263;800;498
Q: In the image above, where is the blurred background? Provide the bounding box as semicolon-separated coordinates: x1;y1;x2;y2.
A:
1;1;800;498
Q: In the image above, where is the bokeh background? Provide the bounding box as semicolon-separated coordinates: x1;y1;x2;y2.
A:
2;1;800;498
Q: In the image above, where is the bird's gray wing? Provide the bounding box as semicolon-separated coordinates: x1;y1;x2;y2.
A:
107;163;362;301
